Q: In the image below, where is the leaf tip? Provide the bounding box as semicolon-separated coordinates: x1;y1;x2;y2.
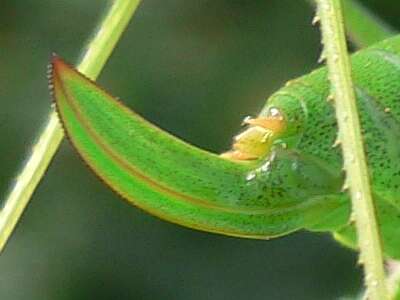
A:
50;54;69;75
48;54;69;108
48;54;75;98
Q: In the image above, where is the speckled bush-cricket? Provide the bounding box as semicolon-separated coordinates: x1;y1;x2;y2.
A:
51;28;400;260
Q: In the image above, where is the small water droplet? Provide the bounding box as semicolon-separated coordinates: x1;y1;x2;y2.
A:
349;212;356;223
312;15;320;25
285;80;293;87
242;115;252;126
332;138;341;148
246;173;256;181
260;161;271;172
318;51;326;63
327;94;334;102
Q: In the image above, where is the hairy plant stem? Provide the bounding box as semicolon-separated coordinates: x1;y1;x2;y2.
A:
0;0;142;253
316;1;388;299
308;0;395;48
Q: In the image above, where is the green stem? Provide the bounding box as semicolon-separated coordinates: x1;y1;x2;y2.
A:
308;0;395;48
342;0;396;48
316;1;388;299
0;0;142;253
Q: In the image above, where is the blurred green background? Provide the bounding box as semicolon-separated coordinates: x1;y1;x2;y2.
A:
1;1;399;299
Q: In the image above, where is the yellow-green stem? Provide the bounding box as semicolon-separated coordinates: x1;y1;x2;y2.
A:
341;0;395;48
0;0;142;253
316;0;388;299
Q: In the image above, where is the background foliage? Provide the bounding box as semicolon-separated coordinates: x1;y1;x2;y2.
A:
0;1;399;299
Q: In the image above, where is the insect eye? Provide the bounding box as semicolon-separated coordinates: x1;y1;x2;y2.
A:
268;107;282;118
